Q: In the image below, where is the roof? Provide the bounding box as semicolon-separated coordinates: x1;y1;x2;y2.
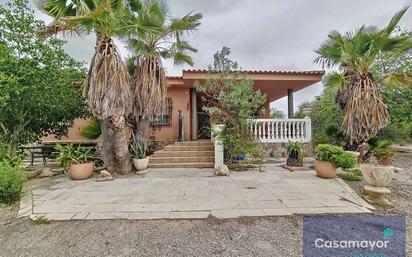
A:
183;69;325;75
166;69;325;79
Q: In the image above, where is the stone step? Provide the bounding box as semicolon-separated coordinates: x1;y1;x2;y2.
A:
149;156;215;164
148;162;214;169
164;145;214;151
174;141;213;146
152;150;215;157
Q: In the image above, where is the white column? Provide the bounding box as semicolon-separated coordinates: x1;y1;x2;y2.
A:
212;124;225;169
304;116;312;142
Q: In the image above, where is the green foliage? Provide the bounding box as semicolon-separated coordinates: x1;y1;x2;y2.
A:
196;67;266;164
125;1;202;67
286;141;303;161
80;118;101;139
315;8;412;145
373;50;412;143
337;171;362;181
0;0;88;152
130;138;147;159
315;144;357;169
32;216;51;225
270;108;286;119
311;83;345;146
0;161;25;204
55;144;93;172
369;139;395;160
0;143;23;167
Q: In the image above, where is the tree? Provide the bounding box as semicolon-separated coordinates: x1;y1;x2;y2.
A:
38;0;135;174
0;0;88;155
270;108;286;119
315;8;412;149
125;0;202;143
196;51;265;165
210;46;239;71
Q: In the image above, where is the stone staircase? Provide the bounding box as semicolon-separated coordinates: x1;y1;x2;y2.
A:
148;140;214;168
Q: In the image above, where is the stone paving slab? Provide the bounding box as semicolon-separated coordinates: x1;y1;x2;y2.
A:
23;166;373;221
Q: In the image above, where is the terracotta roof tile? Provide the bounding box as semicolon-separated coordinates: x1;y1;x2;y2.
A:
182;69;325;75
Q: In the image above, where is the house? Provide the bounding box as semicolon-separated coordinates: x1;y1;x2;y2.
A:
43;69;324;168
150;69;324;142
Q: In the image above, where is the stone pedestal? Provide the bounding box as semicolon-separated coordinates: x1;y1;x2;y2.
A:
363;185;393;207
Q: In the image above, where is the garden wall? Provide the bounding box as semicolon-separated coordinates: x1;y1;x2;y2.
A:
261;142;314;158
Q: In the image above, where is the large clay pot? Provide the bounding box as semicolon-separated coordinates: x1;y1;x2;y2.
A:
69;162;93;180
315;160;337;179
360;164;394;187
133;157;149;172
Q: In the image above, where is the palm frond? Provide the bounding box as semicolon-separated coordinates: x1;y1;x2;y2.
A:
170;12;202;32
384;6;409;34
324;71;346;90
173;52;194;66
383;73;412;87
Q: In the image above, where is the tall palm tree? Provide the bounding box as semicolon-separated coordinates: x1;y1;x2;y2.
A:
125;0;202;142
37;0;137;174
315;7;412;149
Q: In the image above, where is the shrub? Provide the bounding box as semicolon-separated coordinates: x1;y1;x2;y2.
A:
315;144;356;169
0;162;26;204
55;144;93;172
369;139;395;161
337;172;362;181
80;118;101;139
286;141;304;161
0;144;24;167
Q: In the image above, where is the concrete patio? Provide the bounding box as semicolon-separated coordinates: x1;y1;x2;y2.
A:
19;164;373;221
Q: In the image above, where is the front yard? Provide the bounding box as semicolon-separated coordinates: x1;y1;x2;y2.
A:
0;153;411;257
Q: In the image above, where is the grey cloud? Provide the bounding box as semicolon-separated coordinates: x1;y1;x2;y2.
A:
2;0;411;114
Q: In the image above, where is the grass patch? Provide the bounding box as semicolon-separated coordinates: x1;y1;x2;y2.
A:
338;168;363;181
32;216;51;225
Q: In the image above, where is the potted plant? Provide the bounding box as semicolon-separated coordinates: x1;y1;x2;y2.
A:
286;141;304;167
55;144;94;180
370;140;394;165
131;137;149;173
314;144;357;179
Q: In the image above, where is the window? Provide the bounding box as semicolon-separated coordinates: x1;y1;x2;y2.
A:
150;98;173;127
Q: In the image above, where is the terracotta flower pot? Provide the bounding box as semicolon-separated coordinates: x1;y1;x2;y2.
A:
69;162;93;180
133;157;149;172
377;158;392;166
314;160;337;179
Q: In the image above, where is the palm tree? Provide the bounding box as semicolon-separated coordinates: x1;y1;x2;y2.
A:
315;7;412;149
38;0;136;174
125;0;202;142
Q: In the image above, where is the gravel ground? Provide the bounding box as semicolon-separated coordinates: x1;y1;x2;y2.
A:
346;152;412;256
0;209;302;257
0;153;411;257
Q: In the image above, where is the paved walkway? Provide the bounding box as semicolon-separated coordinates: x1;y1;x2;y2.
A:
19;164;373;220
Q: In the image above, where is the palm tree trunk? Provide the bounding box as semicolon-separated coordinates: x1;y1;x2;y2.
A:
101;119;131;174
135;118;150;143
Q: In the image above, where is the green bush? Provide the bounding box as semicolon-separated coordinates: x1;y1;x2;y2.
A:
315;144;357;169
0;162;26;204
80;118;101;139
286;141;304;161
0;144;24;167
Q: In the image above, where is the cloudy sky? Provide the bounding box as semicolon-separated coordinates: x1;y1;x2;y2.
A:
4;0;412;114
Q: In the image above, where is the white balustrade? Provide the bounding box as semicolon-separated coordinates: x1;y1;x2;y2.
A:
249;117;312;143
